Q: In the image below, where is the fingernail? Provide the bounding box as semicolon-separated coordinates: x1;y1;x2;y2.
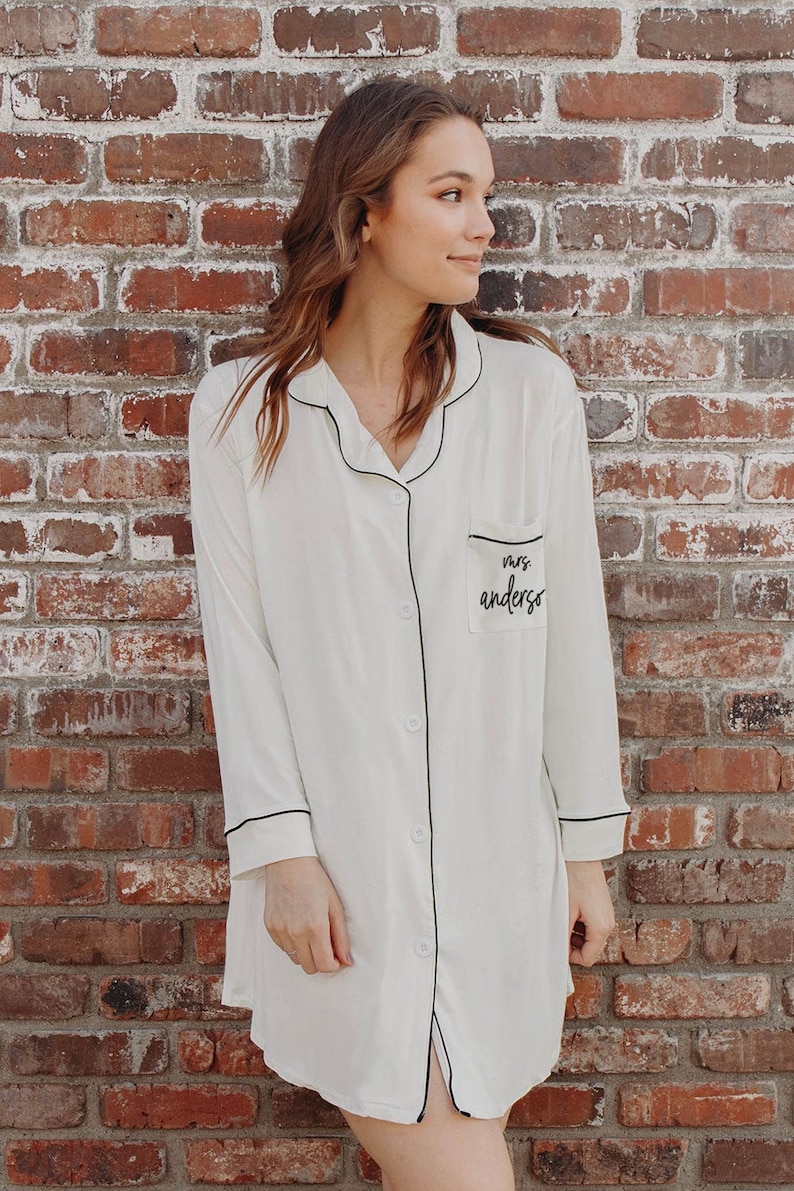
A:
346;952;353;964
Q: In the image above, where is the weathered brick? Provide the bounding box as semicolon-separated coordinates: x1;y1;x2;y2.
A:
458;7;620;57
0;265;99;312
0;389;107;439
740;329;794;381
618;1080;776;1127
645;268;794;316
178;1029;268;1076
727;804;794;850
274;5;439;55
36;572;195;621
0;132;87;181
600;918;693;964
0;513;121;562
626;858;785;905
0;6;78;55
7;1140;165;1186
648;392;794;441
131;514;193;560
117;745;220;791
702;919;794;965
109;630;206;677
555;1027;678;1074
198;69;347;120
28;804;193;851
733;203;794;252
23;199;188;246
117;859;229;904
30;688;189;737
0;575;26;619
624;631;783;679
642;745;782;793
558;72;722;121
0;973;89;1019
121;265;276;313
605;572;719;621
704;1139;794;1184
595;513;642;560
626;805;715;851
3;746;107;792
0;861;106;906
104;133;268;184
200;200;288;248
99;974;246;1021
9;1030;168;1076
30;328;195;376
0;456;35;499
492;137;623;186
270;1085;346;1130
95;5;261;57
564;972;604;1021
11;68;177;120
0;628;99;677
564;331;721;379
618;690;707;738
615;974;770;1019
531;1138;687;1184
509;1083;603;1128
20;917;182;964
48;450;189;500
194;918;226;965
186;1138;343;1184
698;1028;794;1073
100;1082;257;1129
556;200;716;251
0;1082;85;1129
638;9;794;61
0;805;16;845
593;453;733;502
479;268;629;317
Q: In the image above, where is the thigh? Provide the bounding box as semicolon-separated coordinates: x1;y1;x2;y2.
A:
338;1042;515;1191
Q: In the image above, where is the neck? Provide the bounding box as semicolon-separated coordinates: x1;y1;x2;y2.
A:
324;269;428;389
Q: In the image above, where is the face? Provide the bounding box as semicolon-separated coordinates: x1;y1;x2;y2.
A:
358;116;496;311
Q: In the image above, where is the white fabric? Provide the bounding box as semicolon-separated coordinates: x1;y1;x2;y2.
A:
188;312;630;1124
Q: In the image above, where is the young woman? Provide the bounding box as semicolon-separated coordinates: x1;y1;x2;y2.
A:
189;79;631;1191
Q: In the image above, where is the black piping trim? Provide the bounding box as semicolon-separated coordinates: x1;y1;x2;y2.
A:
434;1011;471;1117
557;810;631;822
224;809;310;838
470;533;542;546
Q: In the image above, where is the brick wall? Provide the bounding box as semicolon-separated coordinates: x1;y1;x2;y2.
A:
1;2;793;1187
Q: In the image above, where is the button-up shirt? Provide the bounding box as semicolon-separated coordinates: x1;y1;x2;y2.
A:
188;311;630;1124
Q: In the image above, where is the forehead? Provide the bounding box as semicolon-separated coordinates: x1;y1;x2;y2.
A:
403;117;493;179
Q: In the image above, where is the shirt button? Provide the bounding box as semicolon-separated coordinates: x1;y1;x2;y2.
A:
389;488;408;505
410;824;429;842
414;938;433;958
398;601;415;618
404;714;423;732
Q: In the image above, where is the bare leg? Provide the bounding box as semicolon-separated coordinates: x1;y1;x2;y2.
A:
339;1041;515;1191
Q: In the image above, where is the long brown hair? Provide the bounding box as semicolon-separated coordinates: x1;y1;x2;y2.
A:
217;78;571;481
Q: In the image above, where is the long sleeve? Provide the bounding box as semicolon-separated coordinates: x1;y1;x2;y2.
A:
188;362;318;879
541;363;631;861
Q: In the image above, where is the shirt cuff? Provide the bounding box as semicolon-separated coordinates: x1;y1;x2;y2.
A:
226;811;318;880
559;811;630;861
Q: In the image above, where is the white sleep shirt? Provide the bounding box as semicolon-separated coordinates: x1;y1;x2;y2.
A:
188;310;630;1125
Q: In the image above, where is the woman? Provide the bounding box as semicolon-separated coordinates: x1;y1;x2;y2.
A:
189;79;631;1191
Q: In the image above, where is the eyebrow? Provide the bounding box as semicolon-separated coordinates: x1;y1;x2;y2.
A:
426;170;496;188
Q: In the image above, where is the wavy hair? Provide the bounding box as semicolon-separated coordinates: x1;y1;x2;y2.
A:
217;78;572;481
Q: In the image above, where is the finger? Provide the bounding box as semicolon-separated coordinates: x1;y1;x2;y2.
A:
309;928;340;974
297;943;318;975
328;901;353;966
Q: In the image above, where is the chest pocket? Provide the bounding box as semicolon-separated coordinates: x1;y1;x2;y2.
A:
467;516;547;633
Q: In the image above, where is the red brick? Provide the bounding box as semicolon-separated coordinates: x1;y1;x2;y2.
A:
0;805;16;846
0;513;120;561
492;136;623;186
100;1082;257;1129
626;805;715;851
0;1083;85;1128
198;69;347;120
646;267;794;316
203;694;216;736
565;331;721;379
564;972;604;1020
556;199;716;252
642;136;794;185
201;200;288;248
704;1139;794;1184
615;974;770;1019
0;265;98;312
178;1029;269;1076
0;389;107;439
194;919;226;965
49;450;189;500
648;392;794;441
99;974;247;1021
20;917;182;965
186;1138;343;1184
745;454;794;501
0;861;105;906
0;6;78;55
7;1140;165;1186
0;456;35;499
638;9;794;61
95;5;261;57
510;1083;603;1128
733;203;794;252
36;572;195;620
601;918;692;965
661;512;794;562
702;919;794;965
458;7;620;57
274;5;438;55
728;804;794;850
121;265;275;313
28;804;193;851
117;859;229;905
131;513;193;560
481;268;629;317
555;1027;678;1074
618;1080;776;1127
3;745;107;792
121;392;191;440
595;513;642;559
726;690;794;733
0;628;99;676
271;1086;346;1130
559;72;722;121
104;133;267;184
30;328;195;376
594;452;733;502
626;858;785;905
740;330;794;381
204;804;225;850
0;577;26;619
0;132;87;181
643;745;781;793
605;572;719;620
624;630;783;678
618;690;707;738
9;1030;168;1076
11;68;177;120
531;1138;687;1184
0;973;89;1020
23;198;188;246
30;688;188;737
117;745;220;792
109;630;206;677
698;1028;794;1073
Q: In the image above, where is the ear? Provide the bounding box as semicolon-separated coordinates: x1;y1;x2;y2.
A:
360;213;372;243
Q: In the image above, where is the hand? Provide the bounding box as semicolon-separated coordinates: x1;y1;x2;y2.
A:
263;855;354;975
565;859;616;967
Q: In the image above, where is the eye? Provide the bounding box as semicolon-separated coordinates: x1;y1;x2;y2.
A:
438;189;462;203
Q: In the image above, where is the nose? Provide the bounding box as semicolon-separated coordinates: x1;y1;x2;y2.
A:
468;199;495;244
